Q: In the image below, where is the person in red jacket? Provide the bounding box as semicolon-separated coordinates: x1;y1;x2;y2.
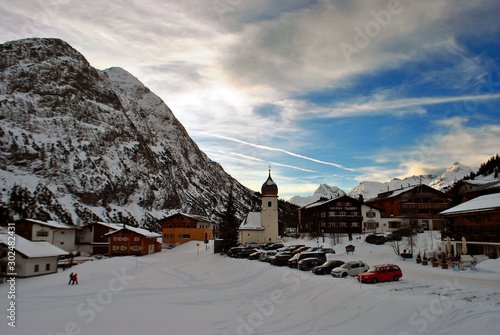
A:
72;273;78;285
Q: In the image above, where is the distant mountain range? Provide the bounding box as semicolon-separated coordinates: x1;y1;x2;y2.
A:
288;184;346;207
0;38;259;229
290;162;480;206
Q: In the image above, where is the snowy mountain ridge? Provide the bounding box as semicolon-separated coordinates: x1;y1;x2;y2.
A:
290;162;478;206
288;184;345;207
0;38;259;228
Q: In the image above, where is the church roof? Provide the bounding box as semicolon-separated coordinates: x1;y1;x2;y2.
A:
239;212;264;230
261;171;278;195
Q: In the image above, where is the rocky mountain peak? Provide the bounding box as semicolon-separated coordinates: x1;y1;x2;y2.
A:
0;38;259;228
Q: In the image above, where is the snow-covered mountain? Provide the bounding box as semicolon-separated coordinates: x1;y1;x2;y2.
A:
348;162;474;200
291;162;476;205
0;38;259;228
348;174;437;201
289;184;345;207
430;162;473;191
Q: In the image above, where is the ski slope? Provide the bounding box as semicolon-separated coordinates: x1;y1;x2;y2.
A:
1;233;499;335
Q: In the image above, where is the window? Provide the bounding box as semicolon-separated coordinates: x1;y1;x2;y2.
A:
179;234;191;239
121;246;127;250
46;264;50;271
132;246;140;251
37;231;48;237
366;210;376;218
113;246;118;250
118;237;123;241
60;242;64;245
124;237;128;241
135;237;139;241
389;221;401;229
268;201;272;207
114;237;117;241
34;265;39;272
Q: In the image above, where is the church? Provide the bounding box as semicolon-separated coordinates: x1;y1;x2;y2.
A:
239;169;280;244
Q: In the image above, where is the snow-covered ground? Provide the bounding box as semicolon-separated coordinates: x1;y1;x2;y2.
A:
1;232;499;335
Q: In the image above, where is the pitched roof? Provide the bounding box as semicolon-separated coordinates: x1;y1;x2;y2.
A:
95;222;124;230
440;193;500;215
239;212;264;230
104;225;161;238
162;212;214;223
0;232;68;258
18;218;77;230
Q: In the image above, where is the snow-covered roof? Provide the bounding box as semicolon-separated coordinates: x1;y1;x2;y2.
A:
300;194;344;209
440;193;500;215
20;219;77;230
162;212;214;223
239;212;264;230
105;225;161;238
95;222;124;230
464;180;500;193
0;233;68;258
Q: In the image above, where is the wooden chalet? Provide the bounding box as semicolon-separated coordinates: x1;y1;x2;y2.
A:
106;225;161;256
440;193;500;259
160;213;217;248
298;195;363;236
367;184;450;230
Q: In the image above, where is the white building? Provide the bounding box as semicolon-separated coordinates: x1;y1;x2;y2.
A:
12;219;77;252
0;229;68;278
240;170;279;244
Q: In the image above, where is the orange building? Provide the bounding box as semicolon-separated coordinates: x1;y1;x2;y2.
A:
160;213;217;248
106;225;161;256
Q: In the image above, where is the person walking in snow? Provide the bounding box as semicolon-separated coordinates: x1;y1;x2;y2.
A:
72;273;78;285
69;272;74;285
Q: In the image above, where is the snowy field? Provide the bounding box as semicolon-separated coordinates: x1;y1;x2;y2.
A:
1;232;500;335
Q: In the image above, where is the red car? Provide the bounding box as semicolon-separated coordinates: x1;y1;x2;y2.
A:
358;264;402;283
293;246;310;254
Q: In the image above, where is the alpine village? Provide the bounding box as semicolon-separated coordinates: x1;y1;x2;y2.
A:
1;39;499;282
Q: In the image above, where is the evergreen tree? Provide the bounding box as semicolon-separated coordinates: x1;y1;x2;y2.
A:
218;191;240;253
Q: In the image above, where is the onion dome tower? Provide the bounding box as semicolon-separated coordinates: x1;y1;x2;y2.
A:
261;167;278;196
260;166;279;242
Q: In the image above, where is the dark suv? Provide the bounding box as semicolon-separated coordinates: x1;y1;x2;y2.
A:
365;234;386;245
287;252;327;268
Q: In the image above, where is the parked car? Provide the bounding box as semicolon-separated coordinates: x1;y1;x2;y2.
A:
227;246;245;258
288;252;327;268
236;248;257;258
319;247;336;254
312;260;345;275
269;252;294;266
248;251;264;260
385;233;402;241
298;258;323;271
293;246;310;254
358;264;403;283
245;242;261;248
331;261;369;277
259;251;277;262
263;243;284;250
365;234;386;245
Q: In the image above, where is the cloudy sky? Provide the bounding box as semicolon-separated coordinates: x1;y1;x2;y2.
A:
2;0;500;199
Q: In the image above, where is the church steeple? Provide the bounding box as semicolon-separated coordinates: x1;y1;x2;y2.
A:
261;166;278;196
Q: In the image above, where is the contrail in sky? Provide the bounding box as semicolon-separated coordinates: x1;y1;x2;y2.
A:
211;134;357;172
